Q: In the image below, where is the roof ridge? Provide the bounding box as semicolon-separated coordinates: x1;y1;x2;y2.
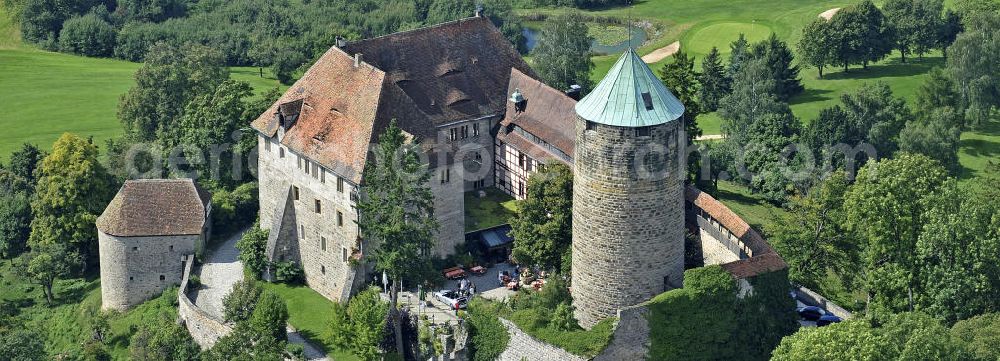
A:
346;16;489;47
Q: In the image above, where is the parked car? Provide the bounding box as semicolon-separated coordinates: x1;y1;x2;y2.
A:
797;306;825;321
434;290;468;310
816;314;842;326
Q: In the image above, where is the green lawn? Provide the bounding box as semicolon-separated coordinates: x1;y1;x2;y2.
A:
262;282;360;361
464;188;519;231
0;6;284;160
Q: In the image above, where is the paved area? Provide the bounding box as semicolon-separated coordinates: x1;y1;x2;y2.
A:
395;263;520;326
695;134;724;141
190;229;246;319
190;229;330;360
641;41;681;64
820;7;841;20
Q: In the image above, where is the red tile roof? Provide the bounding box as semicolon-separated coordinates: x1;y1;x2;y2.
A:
685;185;788;278
497;69;577;163
97;179;210;237
252;17;532;182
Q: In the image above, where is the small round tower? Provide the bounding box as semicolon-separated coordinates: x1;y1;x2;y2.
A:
571;49;687;328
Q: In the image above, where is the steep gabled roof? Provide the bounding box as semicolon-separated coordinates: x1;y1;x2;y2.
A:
575;49;685;127
497;68;577;163
343;16;535;127
97;179;210;237
251;47;386;183
252;17;532;182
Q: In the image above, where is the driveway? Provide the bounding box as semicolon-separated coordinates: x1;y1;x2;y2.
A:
189;228;331;360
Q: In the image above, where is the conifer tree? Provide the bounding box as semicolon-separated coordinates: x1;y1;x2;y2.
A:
698;46;729;111
659;49;702;143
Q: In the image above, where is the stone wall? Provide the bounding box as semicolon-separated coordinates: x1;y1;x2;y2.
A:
99;231;198;310
593;306;651;361
177;256;232;349
497;319;587;361
257;134;363;302
429;160;466;257
795;286;853;319
571;117;686;328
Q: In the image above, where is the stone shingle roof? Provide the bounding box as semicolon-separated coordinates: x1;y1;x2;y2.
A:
684;186;788;279
252;16;532;182
497;68;576;164
97;179;210;237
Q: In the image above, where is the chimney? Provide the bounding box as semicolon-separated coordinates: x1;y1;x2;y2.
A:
335;36;347;48
354;53;362;68
566;84;582;100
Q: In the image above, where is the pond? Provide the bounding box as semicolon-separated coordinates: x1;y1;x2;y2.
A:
522;24;647;55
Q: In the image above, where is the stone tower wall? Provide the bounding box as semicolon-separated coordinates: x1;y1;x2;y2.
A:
571;117;685;328
99;231;197;310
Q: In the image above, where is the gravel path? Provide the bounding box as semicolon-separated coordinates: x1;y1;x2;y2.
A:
190;229;331;360
190;229;246;320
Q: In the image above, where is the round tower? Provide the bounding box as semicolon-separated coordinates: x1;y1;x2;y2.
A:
571;49;687;328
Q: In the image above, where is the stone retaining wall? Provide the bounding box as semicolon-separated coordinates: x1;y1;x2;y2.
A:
177;256;232;349
795;286;853;319
497;318;587;361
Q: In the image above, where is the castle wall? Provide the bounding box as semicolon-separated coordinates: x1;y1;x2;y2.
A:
177;255;232;349
99;231;198;310
497;318;587;361
429;160;466;257
257;134;362;302
571;118;686;328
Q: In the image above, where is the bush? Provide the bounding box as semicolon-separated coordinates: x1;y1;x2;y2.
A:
187;275;201;289
114;21;177;61
211;182;259;237
273;261;303;284
466;299;510;361
236;222;268;278
58;12;116;57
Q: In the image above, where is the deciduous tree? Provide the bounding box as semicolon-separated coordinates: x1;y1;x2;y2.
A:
129;314;201;361
530;12;594;93
510;163;572;273
946;11;1000;128
330;287;388;361
798;19;835;78
899;107;963;173
25;243;81;304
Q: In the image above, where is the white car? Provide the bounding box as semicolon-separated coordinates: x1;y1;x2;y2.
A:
434;290;468;310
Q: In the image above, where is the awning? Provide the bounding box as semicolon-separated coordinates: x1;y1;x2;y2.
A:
479;225;513;249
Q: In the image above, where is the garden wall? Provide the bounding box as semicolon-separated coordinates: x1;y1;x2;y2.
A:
177;256;232;349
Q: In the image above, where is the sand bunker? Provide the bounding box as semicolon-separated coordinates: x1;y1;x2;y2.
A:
819;7;841;20
642;41;681;64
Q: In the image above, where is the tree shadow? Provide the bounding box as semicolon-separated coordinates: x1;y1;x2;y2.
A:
789;88;836;105
960;138;1000;158
823;57;945;81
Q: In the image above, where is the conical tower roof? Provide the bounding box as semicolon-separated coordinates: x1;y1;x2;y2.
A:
574;48;685;127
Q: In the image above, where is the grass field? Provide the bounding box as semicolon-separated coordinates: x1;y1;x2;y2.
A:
0;7;284;160
262;282;360;361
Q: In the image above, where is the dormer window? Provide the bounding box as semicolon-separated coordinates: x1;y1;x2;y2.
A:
510;88;526;112
641;92;654;110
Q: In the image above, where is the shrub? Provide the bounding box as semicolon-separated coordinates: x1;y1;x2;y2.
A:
274;261;303;284
466;299;510;361
114;21;177;61
236;222;268;278
58;12;116;57
187;275;201;289
223;279;263;323
210;182;259;237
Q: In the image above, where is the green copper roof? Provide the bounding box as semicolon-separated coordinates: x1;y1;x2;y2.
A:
575;49;685;127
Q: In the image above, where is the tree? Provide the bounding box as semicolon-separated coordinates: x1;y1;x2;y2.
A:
510;163;572;273
115;0;188;23
117;42;227;143
938;9;962;59
355;120;438;356
772;172;858;288
236;223;269;278
829;5;868;71
29;133;113;266
698;46;729;111
249;290;289;343
7;143;44;186
839;82;909;158
726;33;750;81
25;243;81;304
915;67;960;115
223;279;263;323
797;19;835;78
331;287;388;361
772;312;969;360
171;79;256;186
855;0;895;68
0;192;31;262
718;57;785;144
129;314;201;361
951;313;1000;361
885;0;943;62
946;11;1000;127
530;12;594;93
659;50;702;144
58;11;116;57
915;174;1000;324
751;33;803;100
203;322;284;361
899;107;963;173
844;153;949;319
0;328;46;361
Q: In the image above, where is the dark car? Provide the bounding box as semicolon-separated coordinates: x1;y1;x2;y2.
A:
434;290;468;310
816;314;842;326
797;306;825;321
